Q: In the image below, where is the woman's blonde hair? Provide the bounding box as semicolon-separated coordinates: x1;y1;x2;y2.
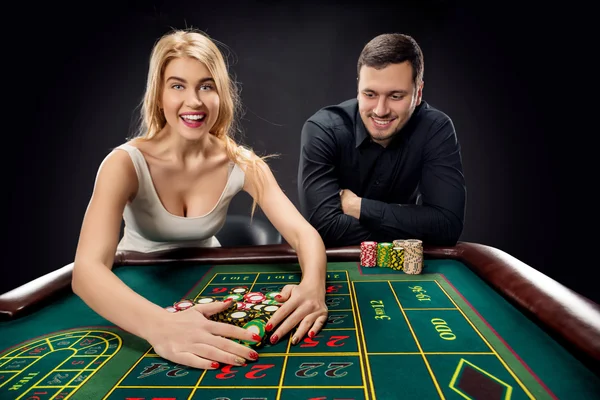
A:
134;28;273;215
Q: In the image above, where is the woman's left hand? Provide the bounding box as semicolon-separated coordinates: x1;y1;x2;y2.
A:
264;281;328;345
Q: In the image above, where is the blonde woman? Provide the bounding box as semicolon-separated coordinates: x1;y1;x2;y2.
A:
72;29;328;370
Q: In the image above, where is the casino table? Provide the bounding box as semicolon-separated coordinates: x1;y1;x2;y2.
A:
0;242;598;400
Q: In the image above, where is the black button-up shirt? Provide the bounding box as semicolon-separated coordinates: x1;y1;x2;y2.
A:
297;98;466;247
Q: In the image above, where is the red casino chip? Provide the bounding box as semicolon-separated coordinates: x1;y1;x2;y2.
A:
236;301;254;311
360;241;377;267
244;292;267;304
174;299;194;311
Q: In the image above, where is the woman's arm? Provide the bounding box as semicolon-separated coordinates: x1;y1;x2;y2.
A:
243;158;329;344
72;149;162;338
73;149;260;369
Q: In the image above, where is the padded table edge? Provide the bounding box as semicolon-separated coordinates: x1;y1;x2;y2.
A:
1;242;598;366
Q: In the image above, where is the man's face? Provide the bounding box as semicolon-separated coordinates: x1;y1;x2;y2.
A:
357;61;423;147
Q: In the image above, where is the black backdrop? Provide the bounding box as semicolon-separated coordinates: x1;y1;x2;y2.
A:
5;2;592;302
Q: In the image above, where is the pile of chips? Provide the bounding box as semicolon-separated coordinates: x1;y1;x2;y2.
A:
360;241;377;267
360;239;423;274
165;286;282;348
393;239;423;274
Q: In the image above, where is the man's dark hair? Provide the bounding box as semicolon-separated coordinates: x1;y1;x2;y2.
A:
357;33;424;84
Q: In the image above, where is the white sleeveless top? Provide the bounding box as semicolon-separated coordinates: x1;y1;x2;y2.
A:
114;143;245;253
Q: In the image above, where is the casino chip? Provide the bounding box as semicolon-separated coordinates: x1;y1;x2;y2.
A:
229;286;249;295
360;241;377;267
261;305;280;317
195;296;218;304
389;247;404;271
265;291;280;300
167;283;289;348
209;298;237;322
241;318;267;347
244;292;267;304
376;242;393;268
251;304;267;313
236;301;254;311
392;239;423;274
223;293;244;302
173;299;194;311
227;310;251;327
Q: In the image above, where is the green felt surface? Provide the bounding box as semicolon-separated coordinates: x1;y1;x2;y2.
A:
0;260;597;399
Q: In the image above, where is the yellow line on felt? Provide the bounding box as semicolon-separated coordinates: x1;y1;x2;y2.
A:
15;349;77;400
348;281;376;399
275;331;293;400
101;340;155;399
117;385;365;389
16;330;102;399
50;331;121;400
367;352;494;355
349;280;371;400
390;281;445;399
434;281;534;399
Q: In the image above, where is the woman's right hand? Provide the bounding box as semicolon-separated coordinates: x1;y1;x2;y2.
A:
145;299;262;369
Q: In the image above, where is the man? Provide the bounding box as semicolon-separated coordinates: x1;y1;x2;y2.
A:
297;33;466;247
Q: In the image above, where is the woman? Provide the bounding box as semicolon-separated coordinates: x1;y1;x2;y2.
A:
72;29;328;370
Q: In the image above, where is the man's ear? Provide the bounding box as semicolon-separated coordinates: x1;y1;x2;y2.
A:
415;81;424;105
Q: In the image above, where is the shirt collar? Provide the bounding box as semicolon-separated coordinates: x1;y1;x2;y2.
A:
355;108;370;148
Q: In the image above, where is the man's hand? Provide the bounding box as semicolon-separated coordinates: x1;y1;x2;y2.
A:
340;189;362;219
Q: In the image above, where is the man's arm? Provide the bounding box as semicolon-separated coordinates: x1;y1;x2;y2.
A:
297;120;373;247
359;118;467;245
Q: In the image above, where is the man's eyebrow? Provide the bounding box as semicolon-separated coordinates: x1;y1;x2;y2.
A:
166;76;215;83
362;88;409;95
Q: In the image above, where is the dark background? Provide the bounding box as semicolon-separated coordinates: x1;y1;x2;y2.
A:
6;2;591;301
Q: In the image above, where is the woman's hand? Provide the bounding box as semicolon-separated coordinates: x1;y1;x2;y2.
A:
265;281;328;345
145;300;262;369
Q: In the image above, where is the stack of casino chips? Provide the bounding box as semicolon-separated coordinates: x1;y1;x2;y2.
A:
359;239;424;273
393;239;423;274
388;246;404;271
163;286;283;348
376;242;393;267
360;241;377;267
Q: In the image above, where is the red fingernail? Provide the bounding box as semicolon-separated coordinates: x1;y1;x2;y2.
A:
265;323;272;332
223;298;233;303
270;334;279;344
252;333;262;341
249;351;259;360
275;295;282;299
211;362;219;369
309;331;315;338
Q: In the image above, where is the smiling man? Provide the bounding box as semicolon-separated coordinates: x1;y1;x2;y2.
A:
297;33;467;247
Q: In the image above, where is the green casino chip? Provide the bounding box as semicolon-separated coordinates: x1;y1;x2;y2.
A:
241;318;267;347
265;291;280;300
223;293;243;302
